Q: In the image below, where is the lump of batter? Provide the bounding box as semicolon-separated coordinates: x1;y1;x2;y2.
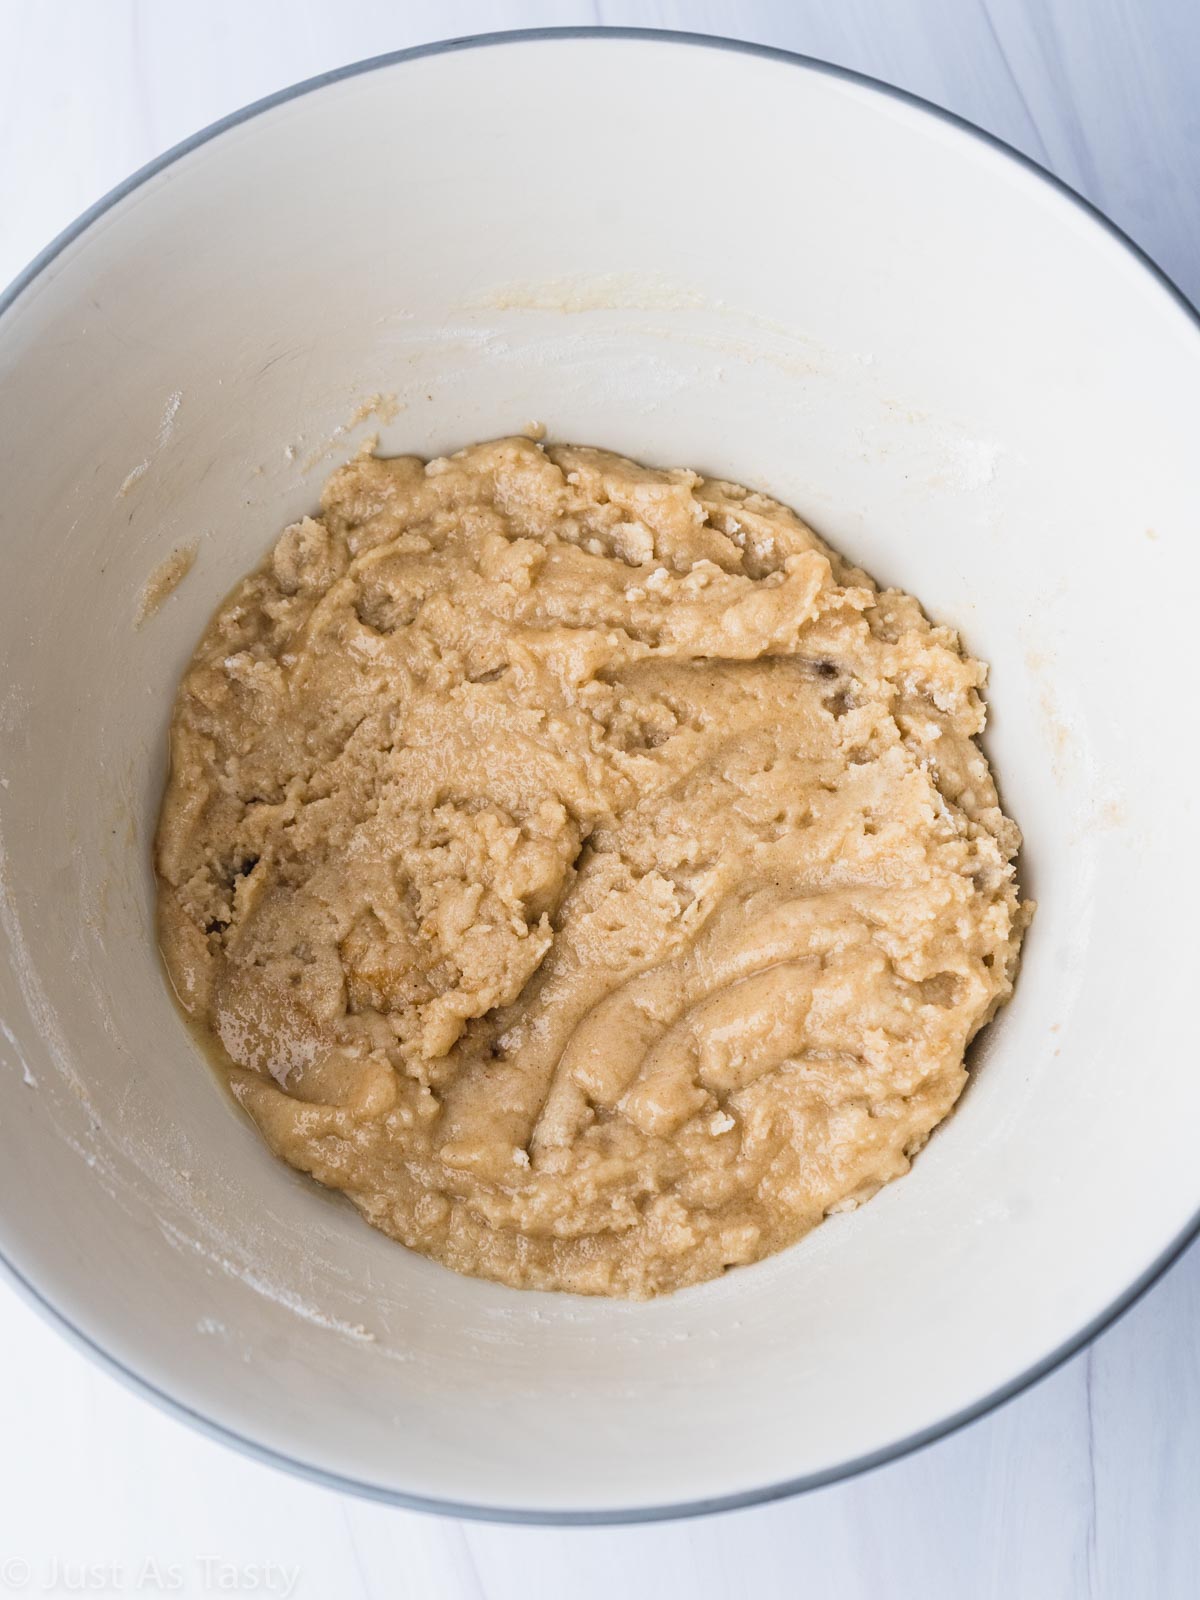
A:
155;437;1031;1298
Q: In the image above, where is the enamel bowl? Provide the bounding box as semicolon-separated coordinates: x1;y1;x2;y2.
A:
1;31;1198;1521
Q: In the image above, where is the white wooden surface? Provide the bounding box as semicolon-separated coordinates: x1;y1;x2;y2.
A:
1;3;1198;1595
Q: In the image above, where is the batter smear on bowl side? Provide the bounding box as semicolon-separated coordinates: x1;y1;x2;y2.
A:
155;437;1031;1298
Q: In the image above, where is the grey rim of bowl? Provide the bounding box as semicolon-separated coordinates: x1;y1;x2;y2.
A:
2;24;1199;1527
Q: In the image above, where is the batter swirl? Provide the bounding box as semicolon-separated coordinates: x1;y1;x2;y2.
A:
156;437;1029;1297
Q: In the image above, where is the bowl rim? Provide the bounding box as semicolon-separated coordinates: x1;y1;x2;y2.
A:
3;23;1200;1526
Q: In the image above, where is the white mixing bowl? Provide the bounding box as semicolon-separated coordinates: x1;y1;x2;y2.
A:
2;30;1199;1522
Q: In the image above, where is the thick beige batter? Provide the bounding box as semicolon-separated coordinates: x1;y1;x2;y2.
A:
156;437;1030;1298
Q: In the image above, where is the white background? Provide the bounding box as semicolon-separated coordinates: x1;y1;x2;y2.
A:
1;3;1198;1597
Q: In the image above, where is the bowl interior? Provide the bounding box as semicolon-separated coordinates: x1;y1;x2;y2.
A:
1;34;1199;1517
